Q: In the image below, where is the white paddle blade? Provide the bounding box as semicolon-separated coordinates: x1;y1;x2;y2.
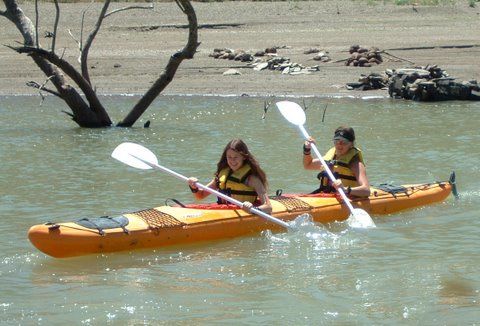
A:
276;101;306;126
111;142;158;170
347;208;376;229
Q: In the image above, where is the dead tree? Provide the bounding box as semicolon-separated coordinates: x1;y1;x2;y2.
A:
1;0;199;128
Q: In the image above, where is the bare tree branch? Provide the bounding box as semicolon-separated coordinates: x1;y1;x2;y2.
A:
380;51;415;64
27;76;55;105
26;79;61;97
13;45;110;124
68;0;95;61
81;0;111;85
0;10;7;16
28;53;103;127
117;0;199;127
67;29;80;48
80;1;96;53
51;0;60;53
34;0;39;47
79;1;154;83
262;100;271;120
104;3;153;18
61;110;75;118
3;1;36;46
175;0;186;13
385;44;480;51
67;28;81;63
59;46;66;60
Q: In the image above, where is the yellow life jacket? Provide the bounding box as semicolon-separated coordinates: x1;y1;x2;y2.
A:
217;164;258;204
317;147;364;192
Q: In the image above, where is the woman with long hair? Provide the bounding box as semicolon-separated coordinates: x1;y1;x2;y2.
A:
188;139;272;213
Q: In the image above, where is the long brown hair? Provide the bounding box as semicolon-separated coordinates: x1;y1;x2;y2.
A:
216;139;268;187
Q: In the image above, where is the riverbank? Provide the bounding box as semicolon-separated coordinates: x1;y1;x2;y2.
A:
1;1;479;97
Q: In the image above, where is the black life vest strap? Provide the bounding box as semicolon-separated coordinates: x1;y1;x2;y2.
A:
338;174;357;181
216;188;257;204
229;189;257;196
217;188;231;204
226;170;252;184
317;171;355;181
332;160;350;168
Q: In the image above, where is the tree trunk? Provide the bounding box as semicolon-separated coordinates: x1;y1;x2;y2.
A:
2;0;199;128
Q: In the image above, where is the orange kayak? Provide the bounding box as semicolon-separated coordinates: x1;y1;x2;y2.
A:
28;175;455;258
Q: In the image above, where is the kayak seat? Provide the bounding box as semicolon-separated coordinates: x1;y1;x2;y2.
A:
75;216;129;236
374;184;409;198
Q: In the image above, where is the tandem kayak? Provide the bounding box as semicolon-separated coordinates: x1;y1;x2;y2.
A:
28;173;456;258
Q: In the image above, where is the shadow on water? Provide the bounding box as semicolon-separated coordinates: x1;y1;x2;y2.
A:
438;275;479;307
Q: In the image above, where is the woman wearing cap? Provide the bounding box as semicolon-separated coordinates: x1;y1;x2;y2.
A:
302;126;371;197
187;138;272;214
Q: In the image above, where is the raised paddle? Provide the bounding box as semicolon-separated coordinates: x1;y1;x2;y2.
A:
275;101;376;228
111;142;293;230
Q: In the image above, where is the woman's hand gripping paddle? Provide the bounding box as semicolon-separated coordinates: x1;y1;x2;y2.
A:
275;101;376;228
111;142;294;230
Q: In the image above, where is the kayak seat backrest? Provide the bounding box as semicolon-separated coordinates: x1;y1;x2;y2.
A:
270;195;313;212
132;208;186;229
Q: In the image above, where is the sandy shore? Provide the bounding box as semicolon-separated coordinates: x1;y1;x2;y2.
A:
1;1;479;97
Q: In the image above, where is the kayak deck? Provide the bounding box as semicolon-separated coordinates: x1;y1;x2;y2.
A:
28;179;453;258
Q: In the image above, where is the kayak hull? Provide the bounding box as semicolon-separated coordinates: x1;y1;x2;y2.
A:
28;181;453;258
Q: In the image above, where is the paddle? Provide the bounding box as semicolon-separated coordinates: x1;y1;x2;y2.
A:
275;101;376;228
111;142;293;230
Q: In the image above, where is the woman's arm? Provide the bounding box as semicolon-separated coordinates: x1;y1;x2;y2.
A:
187;177;217;200
349;160;371;197
246;175;272;214
303;140;323;170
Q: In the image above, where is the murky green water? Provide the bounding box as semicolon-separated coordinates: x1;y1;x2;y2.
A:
1;95;479;324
